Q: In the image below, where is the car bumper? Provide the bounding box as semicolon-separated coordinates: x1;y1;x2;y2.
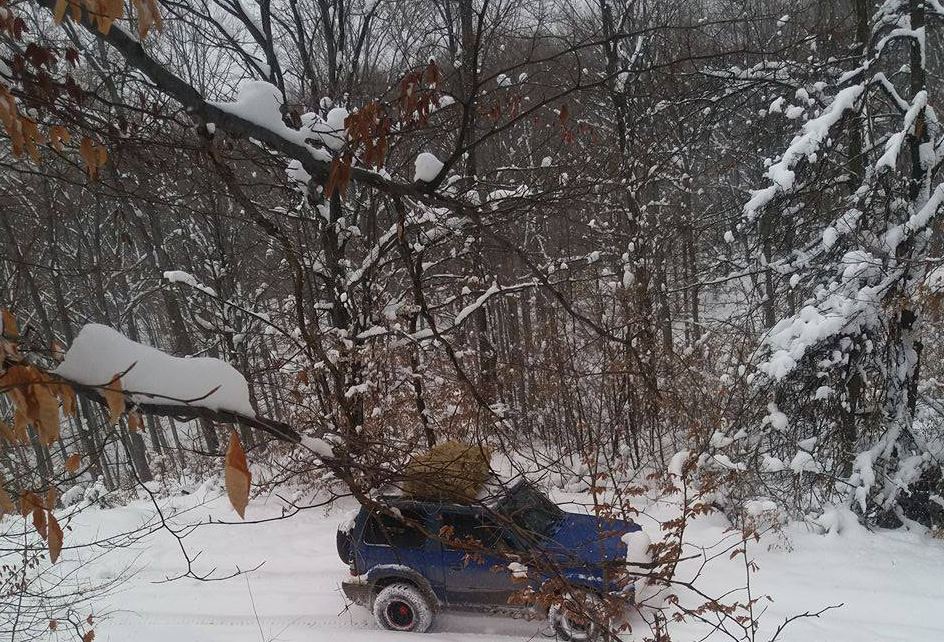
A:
341;579;371;606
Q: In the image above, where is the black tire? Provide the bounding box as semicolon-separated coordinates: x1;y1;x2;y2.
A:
548;592;605;642
372;582;434;633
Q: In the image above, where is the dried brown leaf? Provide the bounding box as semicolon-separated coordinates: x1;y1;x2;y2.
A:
0;482;14;518
132;0;163;39
48;125;70;151
79;136;107;179
65;453;81;473
57;383;77;417
32;507;47;540
224;430;251;519
53;0;68;24
48;513;63;563
12;410;28;444
103;375;124;425
31;381;60;445
1;308;17;338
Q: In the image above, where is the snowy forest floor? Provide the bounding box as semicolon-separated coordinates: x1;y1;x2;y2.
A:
38;480;944;642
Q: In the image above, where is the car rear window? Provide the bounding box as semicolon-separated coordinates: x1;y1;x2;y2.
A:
363;509;426;548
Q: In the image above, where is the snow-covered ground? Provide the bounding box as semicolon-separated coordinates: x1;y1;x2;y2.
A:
35;481;944;642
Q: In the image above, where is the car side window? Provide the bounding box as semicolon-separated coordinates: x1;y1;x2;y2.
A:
363;509;426;548
440;512;506;551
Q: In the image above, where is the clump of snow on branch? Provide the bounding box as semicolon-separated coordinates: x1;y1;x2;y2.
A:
56;323;256;417
163;269;218;297
507;561;528;579
414;152;443;182
212;80;348;163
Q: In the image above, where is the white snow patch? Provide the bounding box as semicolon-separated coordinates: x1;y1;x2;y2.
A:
744;498;778;516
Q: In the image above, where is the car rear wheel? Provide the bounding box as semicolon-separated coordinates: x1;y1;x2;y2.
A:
373;582;434;633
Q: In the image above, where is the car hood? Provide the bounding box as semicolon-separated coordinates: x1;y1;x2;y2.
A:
543;512;640;566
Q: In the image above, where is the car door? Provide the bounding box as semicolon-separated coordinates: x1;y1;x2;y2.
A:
439;509;520;606
359;507;436;578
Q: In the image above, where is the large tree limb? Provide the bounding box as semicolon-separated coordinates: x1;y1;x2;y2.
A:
33;0;462;209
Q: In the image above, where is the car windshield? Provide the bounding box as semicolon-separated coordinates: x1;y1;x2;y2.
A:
496;482;564;539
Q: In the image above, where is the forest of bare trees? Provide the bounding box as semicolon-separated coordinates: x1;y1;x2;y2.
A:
1;0;944;640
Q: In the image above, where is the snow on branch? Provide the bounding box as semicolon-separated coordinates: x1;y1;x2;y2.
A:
56;324;257;416
876;91;928;173
875;26;926;62
210;81;350;163
50;324;331;453
744;85;865;222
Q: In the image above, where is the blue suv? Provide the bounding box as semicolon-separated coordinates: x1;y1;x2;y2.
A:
337;480;641;640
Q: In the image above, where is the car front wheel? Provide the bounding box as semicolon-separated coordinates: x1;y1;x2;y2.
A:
372;582;434;633
548;591;606;642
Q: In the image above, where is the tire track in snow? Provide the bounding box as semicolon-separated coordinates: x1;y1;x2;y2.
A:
104;611;548;638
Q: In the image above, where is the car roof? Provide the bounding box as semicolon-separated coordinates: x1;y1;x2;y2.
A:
377;477;528;510
374;477;528;512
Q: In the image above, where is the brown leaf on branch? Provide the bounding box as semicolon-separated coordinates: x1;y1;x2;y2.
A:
79;136;107;180
56;382;77;417
20;491;41;516
324;155;352;199
65;453;81;473
33;507;48;540
0;480;14;518
132;0;163;39
324;157;342;198
1;308;17;338
12;410;28;444
48;125;70;151
1;308;18;358
53;0;68;24
425;60;440;87
31;379;60;444
102;375;125;425
48;513;63;563
52;0;160;39
127;412;143;432
224;430;251;519
0;365;61;445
